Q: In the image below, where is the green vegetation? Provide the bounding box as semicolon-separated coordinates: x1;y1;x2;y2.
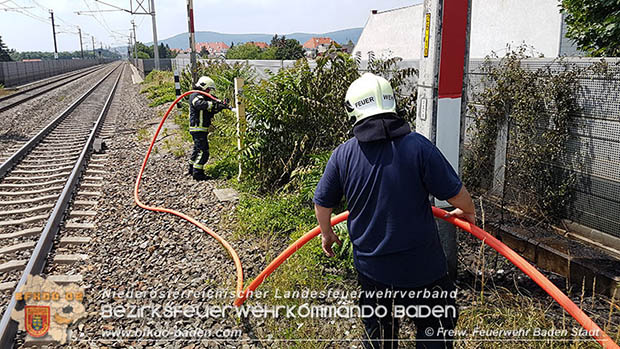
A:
9;48;120;61
225;42;276;60
0;83;12;97
270;35;304;60
139;51;619;347
140;70;176;107
0;36;12;62
560;0;620;56
224;35;304;60
463;47;585;221
132;41;177;59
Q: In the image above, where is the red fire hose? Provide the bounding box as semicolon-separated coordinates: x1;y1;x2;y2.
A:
135;91;618;348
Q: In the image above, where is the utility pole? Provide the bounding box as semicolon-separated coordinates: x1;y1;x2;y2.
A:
92;36;96;59
49;10;58;59
88;0;160;68
100;42;103;58
131;20;138;66
78;27;84;58
150;0;160;69
127;36;131;59
186;0;197;83
416;0;472;281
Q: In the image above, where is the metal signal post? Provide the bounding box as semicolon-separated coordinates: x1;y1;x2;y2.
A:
416;0;472;281
186;0;197;84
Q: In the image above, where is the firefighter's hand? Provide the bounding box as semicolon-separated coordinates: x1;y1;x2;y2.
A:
444;208;476;225
321;229;342;258
215;101;230;112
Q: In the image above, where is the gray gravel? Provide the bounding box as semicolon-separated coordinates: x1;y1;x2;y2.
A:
37;65;263;348
0;65;116;162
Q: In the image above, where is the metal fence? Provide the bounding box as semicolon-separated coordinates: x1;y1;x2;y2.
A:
464;58;620;240
0;58;115;87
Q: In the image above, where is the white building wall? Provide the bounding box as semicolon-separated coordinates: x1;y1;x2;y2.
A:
469;0;563;58
353;5;423;60
354;0;567;60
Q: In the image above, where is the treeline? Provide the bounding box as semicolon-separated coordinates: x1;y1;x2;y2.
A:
131;42;177;59
0;35;120;61
225;35;304;60
10;49;120;61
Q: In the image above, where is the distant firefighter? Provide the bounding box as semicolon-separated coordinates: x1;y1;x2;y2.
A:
187;76;228;181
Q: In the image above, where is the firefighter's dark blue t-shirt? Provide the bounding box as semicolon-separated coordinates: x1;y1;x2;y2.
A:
313;132;462;288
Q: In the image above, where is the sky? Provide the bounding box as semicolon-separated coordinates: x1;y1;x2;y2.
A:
0;0;421;52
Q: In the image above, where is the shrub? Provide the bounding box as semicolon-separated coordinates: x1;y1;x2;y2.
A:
242;52;360;191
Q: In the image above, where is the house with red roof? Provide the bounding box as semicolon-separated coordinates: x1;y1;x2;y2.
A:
195;42;230;57
302;37;335;58
248;41;269;49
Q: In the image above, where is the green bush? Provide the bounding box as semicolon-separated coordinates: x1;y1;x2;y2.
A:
242;52;360;191
242;51;418;191
180;59;256;103
140;70;176;107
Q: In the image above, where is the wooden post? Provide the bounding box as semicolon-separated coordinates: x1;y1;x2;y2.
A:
234;77;246;181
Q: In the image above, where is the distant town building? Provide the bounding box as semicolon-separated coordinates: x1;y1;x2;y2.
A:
195;42;230;57
354;0;581;60
303;37;335;58
341;40;355;54
248;41;269;49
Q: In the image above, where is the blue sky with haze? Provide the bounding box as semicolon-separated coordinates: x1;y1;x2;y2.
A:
0;0;420;52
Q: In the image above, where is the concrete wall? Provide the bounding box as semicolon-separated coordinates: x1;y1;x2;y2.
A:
353;0;579;60
0;59;114;87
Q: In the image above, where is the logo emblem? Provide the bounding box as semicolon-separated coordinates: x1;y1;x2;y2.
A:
25;306;50;338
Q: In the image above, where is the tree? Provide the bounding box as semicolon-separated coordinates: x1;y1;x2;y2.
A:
0;36;13;62
226;43;262;59
259;46;277;60
134;41;153;58
199;45;209;58
270;35;304;60
560;0;620;56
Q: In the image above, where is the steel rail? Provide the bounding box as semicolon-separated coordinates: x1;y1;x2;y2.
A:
0;64;106;113
0;64;119;179
0;63;124;347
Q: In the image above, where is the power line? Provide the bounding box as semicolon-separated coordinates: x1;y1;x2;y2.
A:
0;3;49;23
2;1;49;23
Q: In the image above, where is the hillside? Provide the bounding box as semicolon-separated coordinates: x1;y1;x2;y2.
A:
146;28;363;49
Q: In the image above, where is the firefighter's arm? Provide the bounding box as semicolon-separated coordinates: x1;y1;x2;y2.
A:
191;95;216;112
314;204;342;258
445;185;476;224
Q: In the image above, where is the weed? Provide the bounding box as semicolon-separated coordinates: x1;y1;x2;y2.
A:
136;127;150;142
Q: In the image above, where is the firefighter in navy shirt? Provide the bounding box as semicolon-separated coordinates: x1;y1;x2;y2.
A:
187;76;227;181
313;73;476;349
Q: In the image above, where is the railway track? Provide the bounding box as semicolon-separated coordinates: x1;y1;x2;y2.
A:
0;62;124;347
0;64;105;113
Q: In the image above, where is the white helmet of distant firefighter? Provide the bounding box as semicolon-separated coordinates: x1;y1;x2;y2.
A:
196;76;216;91
344;73;396;125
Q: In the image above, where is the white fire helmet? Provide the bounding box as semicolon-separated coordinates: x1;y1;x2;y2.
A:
344;73;396;125
196;76;216;91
